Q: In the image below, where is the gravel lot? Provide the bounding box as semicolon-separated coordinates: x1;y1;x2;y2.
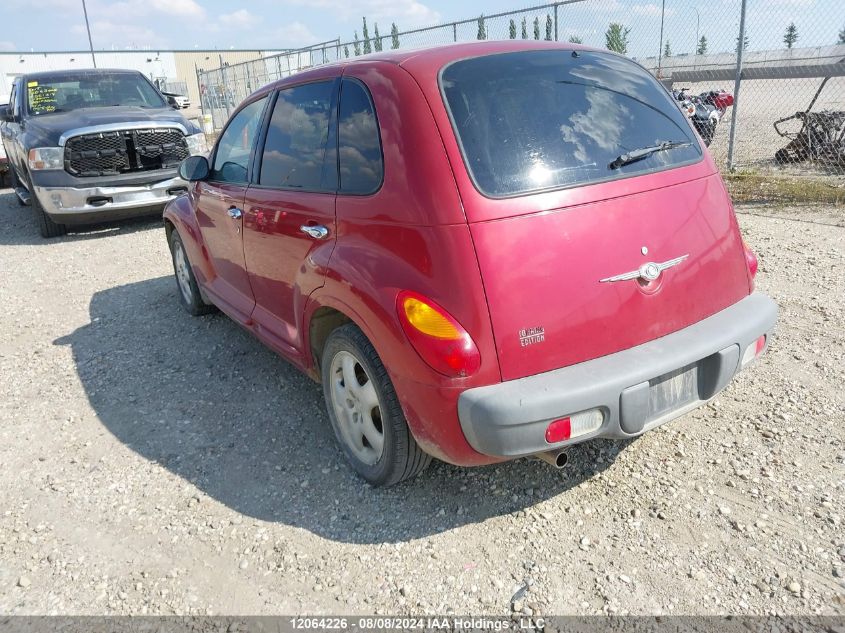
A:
0;188;843;617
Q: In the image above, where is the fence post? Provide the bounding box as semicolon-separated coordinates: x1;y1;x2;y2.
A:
195;64;204;120
554;3;559;41
726;0;748;172
453;23;457;42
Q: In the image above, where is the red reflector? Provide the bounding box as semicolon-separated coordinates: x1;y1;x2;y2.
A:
545;417;571;444
755;335;766;355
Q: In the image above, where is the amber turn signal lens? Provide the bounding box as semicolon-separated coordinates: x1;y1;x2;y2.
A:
402;296;462;340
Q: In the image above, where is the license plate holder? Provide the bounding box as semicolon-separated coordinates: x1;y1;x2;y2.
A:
648;363;699;419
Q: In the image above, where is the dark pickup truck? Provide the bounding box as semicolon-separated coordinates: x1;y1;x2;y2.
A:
1;68;207;237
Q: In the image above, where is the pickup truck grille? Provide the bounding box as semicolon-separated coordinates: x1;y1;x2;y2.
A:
65;128;189;177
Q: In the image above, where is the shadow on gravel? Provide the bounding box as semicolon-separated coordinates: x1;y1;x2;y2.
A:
0;190;162;246
56;275;622;544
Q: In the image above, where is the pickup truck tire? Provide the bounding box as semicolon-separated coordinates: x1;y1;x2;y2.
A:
168;230;216;316
32;191;67;238
321;324;431;487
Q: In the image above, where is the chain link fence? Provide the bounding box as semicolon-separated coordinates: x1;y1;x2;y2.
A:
197;0;845;200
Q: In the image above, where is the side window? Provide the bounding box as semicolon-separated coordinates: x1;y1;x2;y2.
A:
210;96;267;184
9;83;17;116
259;81;336;191
338;79;383;195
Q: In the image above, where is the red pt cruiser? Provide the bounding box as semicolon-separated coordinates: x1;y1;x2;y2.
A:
164;41;777;486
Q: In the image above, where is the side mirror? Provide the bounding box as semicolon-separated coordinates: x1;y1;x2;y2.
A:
1;105;13;123
179;155;210;181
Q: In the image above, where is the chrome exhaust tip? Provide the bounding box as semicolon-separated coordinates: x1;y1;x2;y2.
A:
536;449;569;469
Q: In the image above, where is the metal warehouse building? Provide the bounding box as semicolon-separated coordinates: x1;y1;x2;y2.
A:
0;49;271;108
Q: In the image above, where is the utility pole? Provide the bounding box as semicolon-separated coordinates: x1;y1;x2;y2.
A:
657;0;665;76
726;0;748;171
81;0;97;68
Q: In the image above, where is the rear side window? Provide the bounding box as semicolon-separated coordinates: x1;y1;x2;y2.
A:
338;79;383;194
259;81;336;191
440;50;702;198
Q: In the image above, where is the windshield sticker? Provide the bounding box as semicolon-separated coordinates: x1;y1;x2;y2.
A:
27;81;38;87
28;85;58;114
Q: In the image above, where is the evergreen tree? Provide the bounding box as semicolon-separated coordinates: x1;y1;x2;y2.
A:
545;14;553;41
509;19;517;39
373;22;382;52
353;31;361;56
477;15;486;40
521;17;528;39
783;22;798;48
533;16;540;40
363;17;372;54
391;23;400;49
605;23;630;54
663;39;672;57
736;33;749;53
839;25;845;44
568;35;583;44
344;45;350;58
696;35;708;55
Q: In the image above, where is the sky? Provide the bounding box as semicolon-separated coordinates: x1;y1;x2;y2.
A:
2;0;843;58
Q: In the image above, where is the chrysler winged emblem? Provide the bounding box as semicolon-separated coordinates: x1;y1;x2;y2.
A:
599;254;689;283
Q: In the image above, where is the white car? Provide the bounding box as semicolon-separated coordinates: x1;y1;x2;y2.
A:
163;92;190;109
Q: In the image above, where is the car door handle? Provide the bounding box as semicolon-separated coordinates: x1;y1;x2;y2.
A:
300;225;329;240
227;207;243;219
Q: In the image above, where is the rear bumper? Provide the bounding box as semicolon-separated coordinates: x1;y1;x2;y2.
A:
32;176;188;224
457;292;778;458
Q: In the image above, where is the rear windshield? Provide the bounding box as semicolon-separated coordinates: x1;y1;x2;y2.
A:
440;50;702;198
25;72;166;116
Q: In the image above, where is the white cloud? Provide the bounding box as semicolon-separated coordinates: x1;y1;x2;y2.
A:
219;9;259;29
73;19;168;48
271;21;319;47
148;0;204;19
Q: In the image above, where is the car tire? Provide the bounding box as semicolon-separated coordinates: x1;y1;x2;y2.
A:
168;230;216;316
32;191;67;238
321;324;431;487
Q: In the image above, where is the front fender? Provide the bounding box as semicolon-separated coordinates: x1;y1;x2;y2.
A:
163;187;214;287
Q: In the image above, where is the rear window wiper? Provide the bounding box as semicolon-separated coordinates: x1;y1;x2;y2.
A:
608;140;692;169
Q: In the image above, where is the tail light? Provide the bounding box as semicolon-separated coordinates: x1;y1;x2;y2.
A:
743;241;758;280
545;409;604;444
741;334;767;367
397;291;480;378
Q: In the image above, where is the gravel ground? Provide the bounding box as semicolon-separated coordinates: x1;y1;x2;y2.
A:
0;189;843;617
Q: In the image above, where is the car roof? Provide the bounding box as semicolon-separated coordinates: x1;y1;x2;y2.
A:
21;68;144;82
259;40;596;94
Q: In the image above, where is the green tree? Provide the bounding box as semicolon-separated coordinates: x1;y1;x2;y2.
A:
362;17;372;54
373;22;383;52
545;14;553;41
533;16;540;40
663;39;672;57
696;35;708;55
568;35;583;44
605;22;630;53
521;17;528;39
477;14;486;40
783;22;798;48
344;45;350;58
736;33;749;53
391;22;400;49
353;31;361;56
839;25;845;44
509;18;517;39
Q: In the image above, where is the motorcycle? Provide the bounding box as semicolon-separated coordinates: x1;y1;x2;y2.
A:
672;88;734;147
